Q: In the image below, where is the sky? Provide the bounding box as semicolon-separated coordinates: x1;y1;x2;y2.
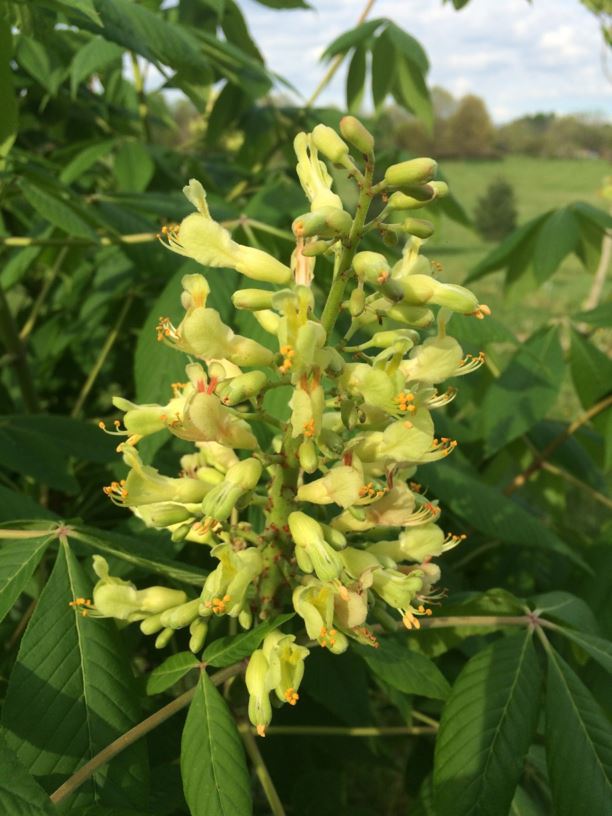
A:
240;0;612;123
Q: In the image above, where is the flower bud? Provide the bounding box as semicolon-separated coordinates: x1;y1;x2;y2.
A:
201;458;262;521
140;614;164;635
232;289;274;311
137;586;188;614
293;207;352;239
262;631;309;706
288;511;343;582
385;302;434;328
353;251;390;285
253;309;281;335
216;371;268;406
428;180;448;198
160;598;200;629
430;282;479;314
312;124;350;164
189;618;208;653
155;628;174;649
298;439;319;473
301;239;333;257
401;218;435;239
246;650;275;737
349;287;366;316
384;158;437;188
339;115;374;154
387;186;435;210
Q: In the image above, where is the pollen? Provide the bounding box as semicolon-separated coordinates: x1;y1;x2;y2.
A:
393;391;417;414
69;598;93;617
302;418;316;438
319;626;337;649
103;480;128;505
256;724;266;737
156;316;180;343
470;303;491;320
211;594;231;614
284;687;299;705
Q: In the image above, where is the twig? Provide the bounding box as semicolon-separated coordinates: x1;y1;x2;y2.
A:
582;227;611;312
260;725;436;737
540;460;612;510
50;662;244;806
19;247;68;340
504;394;612;495
0;286;39;411
239;723;286;816
305;0;378;108
419;614;558;631
0;233;158;247
70;294;134;417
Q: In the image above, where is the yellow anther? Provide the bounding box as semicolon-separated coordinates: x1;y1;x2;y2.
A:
256;724;266;737
303;418;316;438
284;688;299;705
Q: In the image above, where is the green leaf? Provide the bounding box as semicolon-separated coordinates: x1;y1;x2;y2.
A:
572;302;612;330
424;461;590;571
203;613;294;668
114;142;155;193
530;590;599;634
52;0;102;25
146;652;200;695
554;628;612;674
434;633;541;816
181;672;251;816
0;534;53;624
3;415;117;464
385;21;429;74
545;650;612;816
20;180;97;240
392;55;433;132
251;0;310;7
301;648;373;726
467;212;550;283
0;421;78;494
481;326;564;455
532;206;580;284
2;543;148;810
15;35;64;96
0;21;18;160
0;488;56;523
346;43;366;113
371;28;395;111
569;328;612;409
321;18;385;59
70;36;123;96
70;526;207;586
134;267;188;462
0;732;56;816
353;635;451;700
60;140;116;185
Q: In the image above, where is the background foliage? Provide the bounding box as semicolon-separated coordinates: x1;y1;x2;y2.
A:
0;1;611;815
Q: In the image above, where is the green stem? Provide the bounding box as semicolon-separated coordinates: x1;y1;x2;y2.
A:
71;294;134;418
49;662;244;806
0;285;39;411
319;157;375;336
419;614;558;630
261;725;436;737
130;52;151;142
238;723;287;816
0;233;158;247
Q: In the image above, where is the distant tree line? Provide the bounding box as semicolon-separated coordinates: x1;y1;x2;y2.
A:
378;88;612;160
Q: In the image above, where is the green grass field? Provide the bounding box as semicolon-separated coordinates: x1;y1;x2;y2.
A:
430;156;611;331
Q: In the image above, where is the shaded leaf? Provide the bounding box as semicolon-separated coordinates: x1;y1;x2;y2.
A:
545;650;612;816
2;543;147;810
0;422;78;494
482;326;564;455
385;21;429;73
301;648;373;726
146;652;200;695
554;628;612;674
0;732;56;816
371;28;395;110
70;36;123;96
346;43;366;113
321;18;385;59
353;635;450;700
203;613;294;668
392;54;433;132
569;328;612;409
424;461;590;571
0;20;18;160
181;672;251;816
572;302;612;329
60;140;116;185
530;590;599;634
0;534;53;624
532;206;580;284
20;180;97;240
114;142;155;193
434;633;541;816
467;212;551;283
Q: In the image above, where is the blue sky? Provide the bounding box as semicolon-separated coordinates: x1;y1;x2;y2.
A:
241;0;612;122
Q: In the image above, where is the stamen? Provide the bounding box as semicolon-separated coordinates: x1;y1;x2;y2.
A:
284;687;299;705
303;418;315;438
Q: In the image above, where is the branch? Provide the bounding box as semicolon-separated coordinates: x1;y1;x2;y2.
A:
49;662;244;806
0;286;39;412
419;614;558;630
504;393;612;495
238;723;286;816
305;0;377;108
259;725;436;737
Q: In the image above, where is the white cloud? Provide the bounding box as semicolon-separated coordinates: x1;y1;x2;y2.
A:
240;0;612;122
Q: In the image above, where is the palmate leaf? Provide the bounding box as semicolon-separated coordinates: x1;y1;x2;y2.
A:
353;635;450;700
545;650;612;816
481;325;564;455
346;43;366;112
0;533;54;624
146;652;200;695
434;632;542;816
553;628;612;674
181;672;251;816
2;542;148;811
0;732;55;816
